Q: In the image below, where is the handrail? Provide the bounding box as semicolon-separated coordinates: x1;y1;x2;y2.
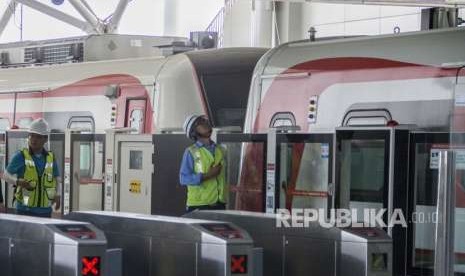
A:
205;0;237;48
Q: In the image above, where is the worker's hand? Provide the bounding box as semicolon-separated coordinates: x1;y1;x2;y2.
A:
203;164;222;181
53;196;61;211
17;179;34;191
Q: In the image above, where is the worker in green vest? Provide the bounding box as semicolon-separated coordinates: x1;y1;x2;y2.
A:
180;115;227;212
3;118;61;218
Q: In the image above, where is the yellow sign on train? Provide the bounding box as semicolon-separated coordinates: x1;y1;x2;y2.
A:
129;180;142;194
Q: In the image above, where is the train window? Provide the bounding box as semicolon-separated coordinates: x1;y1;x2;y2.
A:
129;150;143;170
79;143;92;177
200;73;251;127
129;109;143;134
270;112;296;128
0;142;5;175
0;118;10;131
17;117;33;128
68;116;95;132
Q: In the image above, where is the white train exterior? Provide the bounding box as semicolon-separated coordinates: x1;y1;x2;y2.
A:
239;27;465;275
0;47;267;133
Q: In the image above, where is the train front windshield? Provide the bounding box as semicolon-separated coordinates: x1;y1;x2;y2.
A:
200;72;251;128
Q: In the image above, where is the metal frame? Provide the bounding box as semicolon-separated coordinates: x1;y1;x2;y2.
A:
1;0;132;36
0;0;16;38
334;128;392;225
13;0;96;34
334;126;411;276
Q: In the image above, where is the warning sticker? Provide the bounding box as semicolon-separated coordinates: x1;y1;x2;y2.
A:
129;180;141;194
430;148;465;170
321;143;329;159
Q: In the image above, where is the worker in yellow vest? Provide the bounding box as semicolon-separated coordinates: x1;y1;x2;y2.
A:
3;118;61;218
180;115;226;212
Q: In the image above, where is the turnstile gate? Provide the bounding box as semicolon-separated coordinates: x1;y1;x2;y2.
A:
66;211;261;276
185;210;392;276
0;213;109;276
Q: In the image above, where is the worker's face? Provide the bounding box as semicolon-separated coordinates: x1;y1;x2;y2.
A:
28;133;47;152
195;122;212;139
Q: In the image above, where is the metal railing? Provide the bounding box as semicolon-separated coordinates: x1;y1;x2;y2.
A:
205;0;236;48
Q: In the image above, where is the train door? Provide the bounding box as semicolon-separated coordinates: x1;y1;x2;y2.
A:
216;133;267;212
265;129;334;214
63;131;105;214
125;99;147;134
334;126;410;276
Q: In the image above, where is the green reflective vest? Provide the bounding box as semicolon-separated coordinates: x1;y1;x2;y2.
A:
187;144;227;207
15;149;57;208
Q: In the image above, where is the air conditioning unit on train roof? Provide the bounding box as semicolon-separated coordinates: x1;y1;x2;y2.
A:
0;34;190;66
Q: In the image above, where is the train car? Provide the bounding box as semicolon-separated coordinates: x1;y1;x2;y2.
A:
232;28;465;275
0;47;267;133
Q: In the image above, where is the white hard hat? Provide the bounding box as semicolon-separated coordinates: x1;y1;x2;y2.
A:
183;114;200;139
29;118;50;136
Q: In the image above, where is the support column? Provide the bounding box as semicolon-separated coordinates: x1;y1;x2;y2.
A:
163;0;178;36
252;0;273;47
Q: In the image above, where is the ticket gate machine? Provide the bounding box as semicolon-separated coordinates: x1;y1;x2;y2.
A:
185;210;393;276
66;211;261;276
0;214;109;276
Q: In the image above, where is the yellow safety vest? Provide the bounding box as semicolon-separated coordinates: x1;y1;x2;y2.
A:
15;149;57;208
187;144;227;207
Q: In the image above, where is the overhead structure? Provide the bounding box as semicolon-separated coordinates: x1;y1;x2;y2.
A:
0;0;133;39
254;0;465;7
0;1;16;38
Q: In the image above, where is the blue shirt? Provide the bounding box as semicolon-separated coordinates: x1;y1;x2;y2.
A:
179;141;217;186
6;148;60;214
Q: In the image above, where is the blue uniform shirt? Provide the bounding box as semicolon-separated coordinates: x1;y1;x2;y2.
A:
179;141;217;186
6;148;60;214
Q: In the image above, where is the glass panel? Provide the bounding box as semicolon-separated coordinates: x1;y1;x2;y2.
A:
48;139;64;183
77;140;104;211
221;142;264;212
201;73;251;127
69;121;93;132
17;118;33;129
340;139;385;223
412;141;465;274
129;150;143;170
6;135;28;208
0;119;10;131
279;142;329;211
451;71;465;274
0;142;5;175
79;143;91;177
129;109;143;134
411;142;438;271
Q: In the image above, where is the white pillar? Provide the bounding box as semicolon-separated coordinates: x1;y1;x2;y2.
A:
163;0;178;36
252;0;273;47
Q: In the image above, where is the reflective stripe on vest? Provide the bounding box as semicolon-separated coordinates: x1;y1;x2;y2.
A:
186;144;227;207
15;149;57;208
